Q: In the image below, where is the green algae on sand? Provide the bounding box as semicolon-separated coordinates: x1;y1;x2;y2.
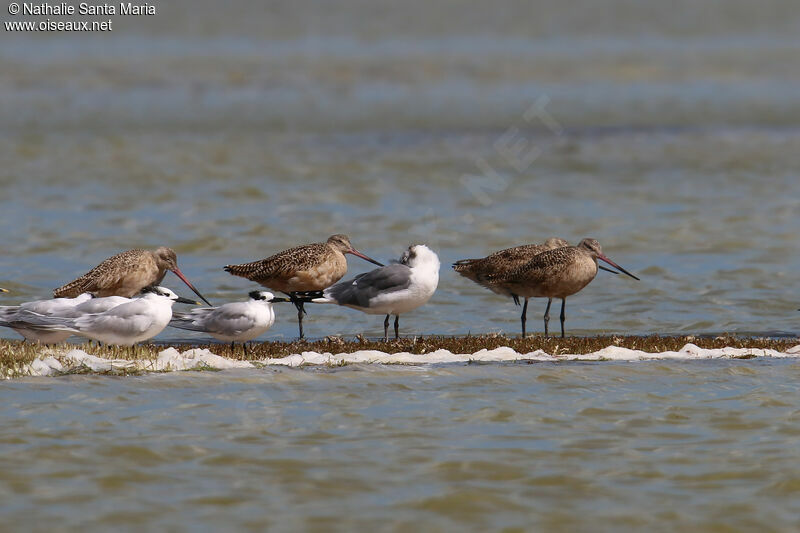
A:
2;334;799;378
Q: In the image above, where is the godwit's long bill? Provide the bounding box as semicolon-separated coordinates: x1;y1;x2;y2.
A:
13;286;200;346
0;288;8;293
497;238;639;338
301;244;440;341
169;291;289;352
223;234;383;338
53;246;212;306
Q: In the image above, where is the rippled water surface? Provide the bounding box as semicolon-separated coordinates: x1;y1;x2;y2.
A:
4;361;800;531
2;1;800;340
3;1;800;529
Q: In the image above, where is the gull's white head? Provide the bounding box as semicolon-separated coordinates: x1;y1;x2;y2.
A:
400;244;440;272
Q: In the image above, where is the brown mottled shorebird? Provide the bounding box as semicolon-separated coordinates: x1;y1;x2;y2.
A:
53;247;212;305
223;234;383;338
454;238;625;336
454;237;569;336
453;237;570;296
495;238;639;337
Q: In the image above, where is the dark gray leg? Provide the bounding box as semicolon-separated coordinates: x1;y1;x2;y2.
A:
394;315;400;339
289;292;306;339
543;298;552;337
520;298;529;338
383;314;390;342
244;342;249;356
560;298;566;338
297;304;305;339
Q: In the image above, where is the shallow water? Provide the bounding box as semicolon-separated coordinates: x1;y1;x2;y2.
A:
2;361;800;531
2;1;800;340
3;2;800;529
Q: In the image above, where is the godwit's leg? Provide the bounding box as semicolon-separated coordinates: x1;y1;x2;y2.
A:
520;297;529;338
244;342;249;356
559;298;566;338
512;294;520;306
543;298;552;337
383;314;390;342
289;293;306;339
394;315;399;339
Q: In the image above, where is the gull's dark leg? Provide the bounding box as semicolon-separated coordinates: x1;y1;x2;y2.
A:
394;315;399;340
543;298;552;338
383;314;390;342
520;297;528;338
559;298;566;338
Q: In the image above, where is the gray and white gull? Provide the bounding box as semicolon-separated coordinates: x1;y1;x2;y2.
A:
301;244;440;341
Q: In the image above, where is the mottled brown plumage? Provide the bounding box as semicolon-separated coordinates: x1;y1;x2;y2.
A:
453;237;569;297
226;235;360;293
53;247;211;305
496;238;639;338
224;234;383;338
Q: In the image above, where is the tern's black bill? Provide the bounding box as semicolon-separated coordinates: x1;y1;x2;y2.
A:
176;296;202;305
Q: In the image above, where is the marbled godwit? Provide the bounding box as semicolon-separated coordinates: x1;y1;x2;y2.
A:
169;291;289;352
497;238;639;337
0;293;94;343
302;244;440;341
223;234;383;338
53;246;212;306
13;286;200;346
453;237;619;336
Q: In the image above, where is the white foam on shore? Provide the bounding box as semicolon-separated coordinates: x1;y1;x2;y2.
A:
9;342;800;378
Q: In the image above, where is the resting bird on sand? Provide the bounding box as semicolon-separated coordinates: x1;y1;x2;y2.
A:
300;244;440;341
0;293;94;343
169;291;289;351
53;246;211;306
224;234;383;339
11;286;200;346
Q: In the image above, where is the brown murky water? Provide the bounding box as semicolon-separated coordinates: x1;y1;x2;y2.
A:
3;361;800;530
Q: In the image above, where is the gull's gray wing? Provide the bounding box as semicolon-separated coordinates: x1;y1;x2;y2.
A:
325;264;412;308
